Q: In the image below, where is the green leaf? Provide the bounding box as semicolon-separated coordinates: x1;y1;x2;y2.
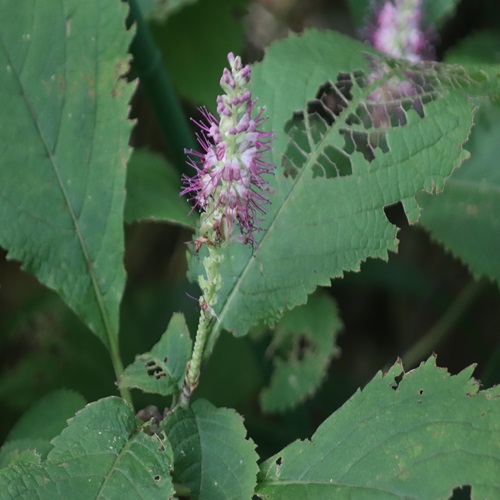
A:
162;399;259;500
0;446;42;469
197;30;496;352
137;0;198;22
0;397;174;498
0;0;135;349
125;148;195;228
260;292;343;413
256;357;500;499
5;389;86;443
119;312;192;396
0;390;86;463
151;0;247;111
419;100;500;285
417;34;500;285
445;31;500;65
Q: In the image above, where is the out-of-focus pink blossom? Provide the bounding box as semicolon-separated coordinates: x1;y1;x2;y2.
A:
363;0;435;61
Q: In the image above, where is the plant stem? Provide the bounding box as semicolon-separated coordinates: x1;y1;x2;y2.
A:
181;307;212;405
109;334;133;405
180;245;222;405
125;0;195;174
402;278;486;369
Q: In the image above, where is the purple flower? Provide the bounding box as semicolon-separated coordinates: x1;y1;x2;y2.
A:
360;0;436;129
182;53;275;247
363;0;434;62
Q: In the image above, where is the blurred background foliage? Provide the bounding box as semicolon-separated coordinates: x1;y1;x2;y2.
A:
1;0;500;462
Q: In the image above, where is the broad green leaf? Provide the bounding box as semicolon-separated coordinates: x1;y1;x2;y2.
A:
119;312;192;396
260;292;343;412
195;30;498;352
418;33;500;285
0;0;135;349
137;0;198;21
4;390;86;443
151;0;247;111
419;101;500;285
125;148;195;228
445;31;500;65
162;399;259;500
0;397;174;499
256;357;500;499
0;446;41;469
0;390;86;463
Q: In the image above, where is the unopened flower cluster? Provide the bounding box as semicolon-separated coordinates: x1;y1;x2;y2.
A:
182;53;274;247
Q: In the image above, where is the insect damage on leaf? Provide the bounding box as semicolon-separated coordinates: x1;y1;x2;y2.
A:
282;58;445;180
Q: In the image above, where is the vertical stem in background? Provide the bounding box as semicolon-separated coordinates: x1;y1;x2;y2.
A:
125;0;195;175
122;0;195;406
402;278;486;369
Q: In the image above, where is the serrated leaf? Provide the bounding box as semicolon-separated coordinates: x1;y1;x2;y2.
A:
0;0;135;349
137;0;198;22
256;357;500;499
0;390;86;463
0;443;47;469
260;292;343;413
125;148;195;228
119;312;192;396
197;30;497;352
0;397;174;499
162;399;259;500
419;100;500;285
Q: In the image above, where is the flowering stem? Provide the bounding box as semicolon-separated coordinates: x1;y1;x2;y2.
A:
181;245;223;405
181;307;211;404
179;53;275;405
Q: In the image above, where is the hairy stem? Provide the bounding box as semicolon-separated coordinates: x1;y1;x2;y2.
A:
402;278;486;368
181;245;222;405
125;0;195;174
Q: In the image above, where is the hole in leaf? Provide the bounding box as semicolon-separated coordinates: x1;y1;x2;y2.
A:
418;388;424;396
384;202;409;228
296;336;312;361
450;485;471;499
308;78;354;125
145;360;167;380
390;372;404;390
154;475;161;483
283;61;441;181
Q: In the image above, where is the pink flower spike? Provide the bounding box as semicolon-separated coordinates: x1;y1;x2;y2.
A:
181;53;275;247
362;0;435;62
